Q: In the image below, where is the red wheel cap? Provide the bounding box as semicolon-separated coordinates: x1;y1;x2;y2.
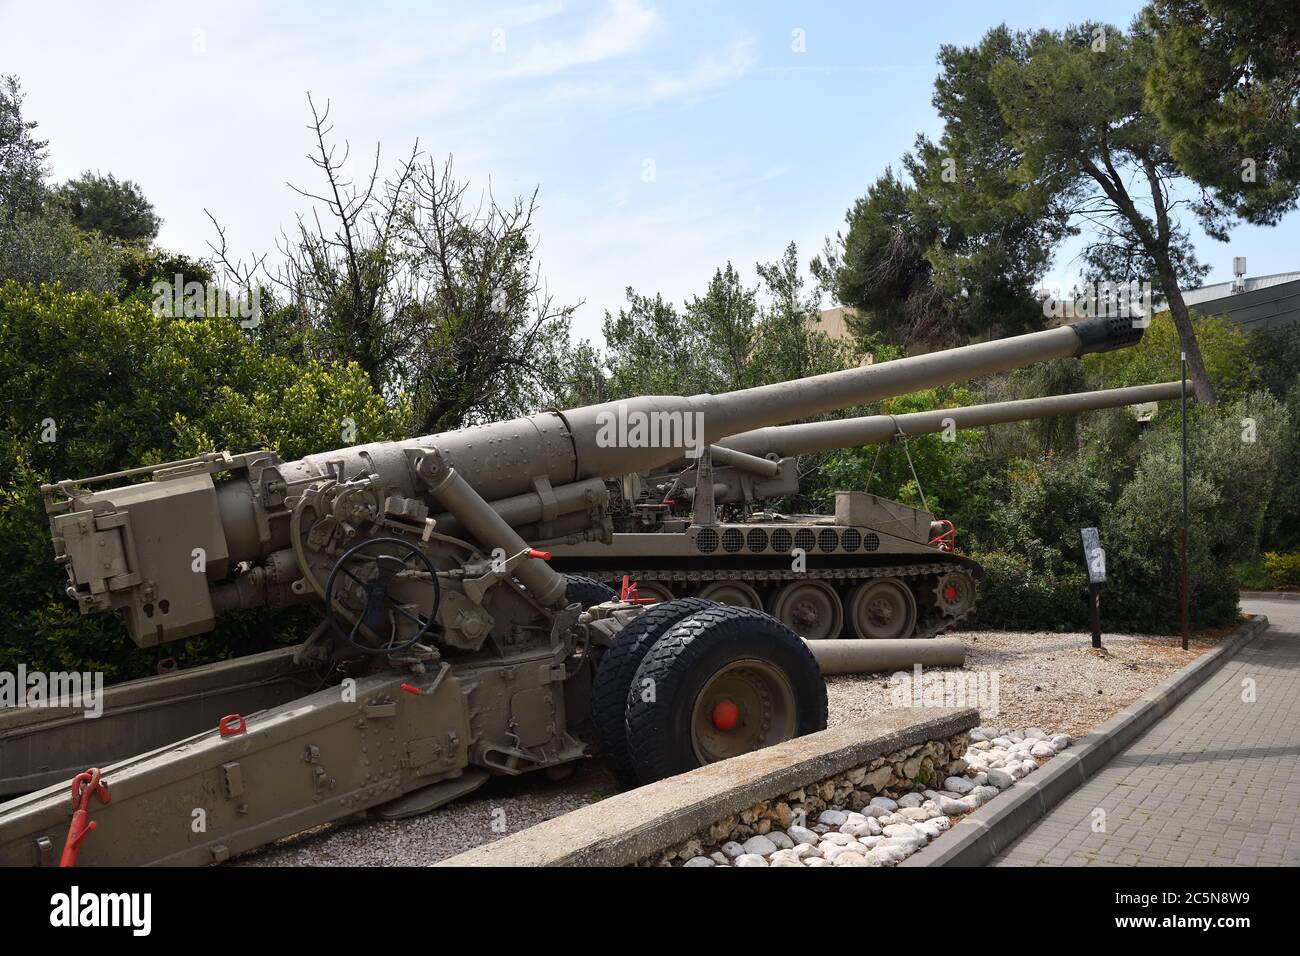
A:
711;699;740;732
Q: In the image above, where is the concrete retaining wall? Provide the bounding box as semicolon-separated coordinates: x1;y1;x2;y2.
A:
439;706;978;866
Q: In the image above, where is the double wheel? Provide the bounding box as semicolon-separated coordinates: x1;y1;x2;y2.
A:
765;578;917;640
592;599;827;788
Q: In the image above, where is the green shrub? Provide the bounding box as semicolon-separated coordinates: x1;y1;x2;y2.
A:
0;282;410;680
1263;552;1300;590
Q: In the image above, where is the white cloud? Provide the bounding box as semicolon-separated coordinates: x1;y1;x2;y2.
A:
502;0;660;78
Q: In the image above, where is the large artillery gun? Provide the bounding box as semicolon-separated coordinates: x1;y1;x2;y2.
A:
0;315;1145;865
548;380;1182;640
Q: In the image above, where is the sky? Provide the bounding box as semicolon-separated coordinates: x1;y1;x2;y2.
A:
3;0;1298;343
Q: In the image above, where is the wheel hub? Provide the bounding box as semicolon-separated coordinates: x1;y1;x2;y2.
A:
691;660;796;765
711;699;740;731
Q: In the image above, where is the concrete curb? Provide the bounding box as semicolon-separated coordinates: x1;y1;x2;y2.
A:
900;613;1271;867
1240;590;1300;602
438;707;978;866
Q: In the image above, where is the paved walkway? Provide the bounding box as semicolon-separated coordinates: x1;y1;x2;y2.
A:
994;596;1300;866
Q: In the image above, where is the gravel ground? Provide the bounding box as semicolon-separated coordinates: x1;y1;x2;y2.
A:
236;619;1244;866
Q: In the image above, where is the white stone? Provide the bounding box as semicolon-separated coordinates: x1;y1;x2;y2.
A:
683;856;715;867
991;737;1012;748
970;740;993;751
818;809;849;826
767;831;795;850
862;805;892;819
944;776;975;794
791;843;820;859
858;835;883;848
986;768;1015;789
720;841;746;858
742;834;778;856
969;728;988;742
1024;727;1048;741
787;825;819;845
1021;759;1038;774
897;792;924;808
840;821;875;838
879;813;909;827
709;852;730;866
1031;741;1055;758
832;851;874;867
1051;734;1072;751
939;795;969;815
971;785;1000;803
868;796;898;812
871;844;913;864
820;832;854;846
971;772;988;786
923;789;942;801
822;841;867;861
883;823;921;840
898;806;934;823
916;817;950;839
770;858;804;867
844;811;868;826
734;853;768;867
769;848;801;863
805;857;832;867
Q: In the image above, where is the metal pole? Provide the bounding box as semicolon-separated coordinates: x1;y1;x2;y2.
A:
1090;582;1102;649
1180;353;1189;651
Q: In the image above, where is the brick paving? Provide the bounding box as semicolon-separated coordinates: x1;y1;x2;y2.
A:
994;597;1300;867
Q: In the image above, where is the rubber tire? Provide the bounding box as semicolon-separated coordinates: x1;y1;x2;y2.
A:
591;597;718;788
564;574;617;608
625;605;828;786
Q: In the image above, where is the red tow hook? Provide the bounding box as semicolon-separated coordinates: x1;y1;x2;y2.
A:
526;549;552;560
620;575;658;604
60;768;110;867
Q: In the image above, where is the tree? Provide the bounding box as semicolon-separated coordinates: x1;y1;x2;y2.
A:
0;75;47;219
0;209;121;294
751;242;851;382
227;95;577;433
54;170;161;242
1145;0;1300;225
684;262;759;388
947;22;1226;403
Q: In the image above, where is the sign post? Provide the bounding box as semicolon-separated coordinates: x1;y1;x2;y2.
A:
1081;527;1106;649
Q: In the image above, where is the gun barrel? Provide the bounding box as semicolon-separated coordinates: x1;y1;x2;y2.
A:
559;315;1143;481
718;380;1183;457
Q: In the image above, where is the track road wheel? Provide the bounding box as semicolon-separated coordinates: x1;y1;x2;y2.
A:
564;574;617;609
768;580;843;640
591;597;718;788
847;578;917;639
696;580;763;609
625;605;828;785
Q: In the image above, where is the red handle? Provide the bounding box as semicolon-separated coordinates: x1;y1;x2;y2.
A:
60;769;110;867
218;714;247;737
526;549;552;560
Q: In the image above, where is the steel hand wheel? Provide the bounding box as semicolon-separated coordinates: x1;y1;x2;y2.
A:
324;537;440;655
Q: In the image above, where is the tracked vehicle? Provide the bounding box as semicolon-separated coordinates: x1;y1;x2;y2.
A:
0;315;1145;865
549;380;1181;640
